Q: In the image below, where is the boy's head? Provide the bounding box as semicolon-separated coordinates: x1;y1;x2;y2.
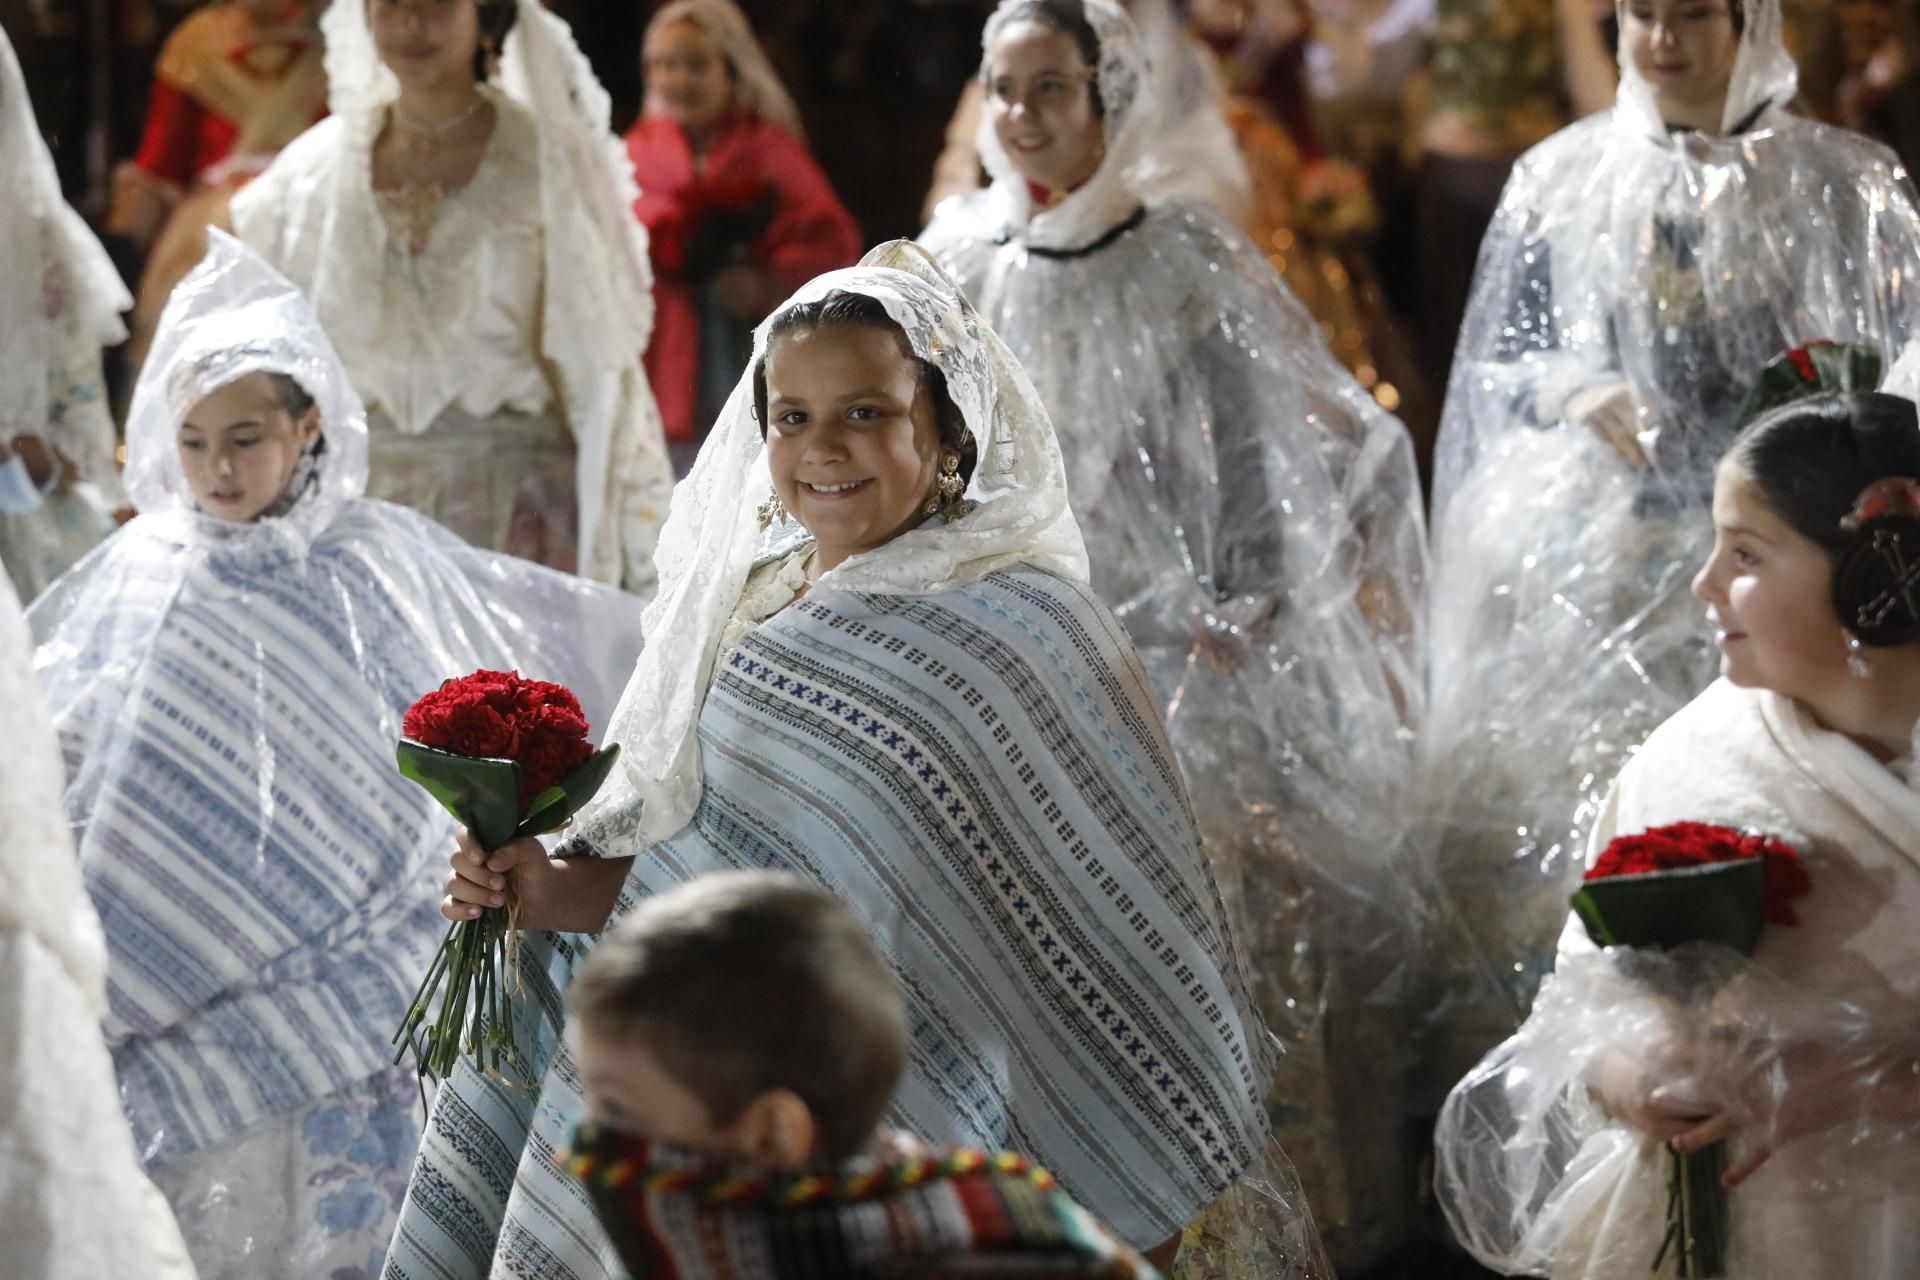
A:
570;871;908;1170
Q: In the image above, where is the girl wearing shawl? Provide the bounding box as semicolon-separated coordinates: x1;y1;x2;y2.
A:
233;0;674;591
0;576;195;1280
28;233;643;1280
919;2;1428;1269
626;0;862;468
0;24;132;603
1435;359;1920;1278
1421;0;1920;1077
383;243;1327;1280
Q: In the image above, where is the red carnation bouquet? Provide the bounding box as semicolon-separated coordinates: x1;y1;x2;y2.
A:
1572;821;1812;1278
391;670;621;1084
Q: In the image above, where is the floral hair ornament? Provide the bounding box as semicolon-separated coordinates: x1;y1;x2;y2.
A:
1734;340;1885;430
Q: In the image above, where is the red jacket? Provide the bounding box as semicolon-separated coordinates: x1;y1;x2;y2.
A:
627;112;863;442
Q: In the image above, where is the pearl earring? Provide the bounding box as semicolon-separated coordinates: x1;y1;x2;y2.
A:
1846;631;1872;679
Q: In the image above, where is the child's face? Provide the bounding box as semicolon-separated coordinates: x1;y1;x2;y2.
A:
177;373;319;522
576;1022;823;1170
1692;462;1850;700
577;1025;750;1157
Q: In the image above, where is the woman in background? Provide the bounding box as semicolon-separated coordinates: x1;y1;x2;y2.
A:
922;2;1428;1269
627;0;862;472
106;0;325;371
235;0;674;590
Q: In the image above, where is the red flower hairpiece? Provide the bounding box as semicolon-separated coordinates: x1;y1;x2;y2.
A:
1841;476;1920;531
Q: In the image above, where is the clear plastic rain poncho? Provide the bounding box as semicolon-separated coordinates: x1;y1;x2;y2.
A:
921;1;1430;1269
1435;675;1920;1279
27;233;644;1279
1420;0;1920;1076
0;23;133;602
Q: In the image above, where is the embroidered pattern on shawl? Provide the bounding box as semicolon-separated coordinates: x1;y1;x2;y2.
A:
382;570;1267;1280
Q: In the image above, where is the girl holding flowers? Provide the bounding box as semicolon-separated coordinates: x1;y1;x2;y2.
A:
1436;348;1920;1278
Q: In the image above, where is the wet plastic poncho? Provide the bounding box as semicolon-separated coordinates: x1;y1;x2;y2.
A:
1436;678;1920;1278
27;234;644;1278
1421;0;1920;1067
0;24;132;602
921;1;1429;1268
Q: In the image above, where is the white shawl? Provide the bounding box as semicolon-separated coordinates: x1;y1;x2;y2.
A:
1438;679;1920;1278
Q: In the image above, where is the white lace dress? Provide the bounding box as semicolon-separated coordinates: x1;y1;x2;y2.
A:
234;88;674;588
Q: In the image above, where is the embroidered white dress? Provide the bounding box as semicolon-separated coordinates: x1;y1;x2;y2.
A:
233;1;674;592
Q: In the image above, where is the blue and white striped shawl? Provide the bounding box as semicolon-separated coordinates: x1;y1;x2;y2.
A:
383;568;1270;1280
30;500;643;1170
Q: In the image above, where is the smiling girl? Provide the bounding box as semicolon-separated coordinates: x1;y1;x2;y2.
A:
1421;0;1920;1085
1437;348;1920;1277
381;245;1323;1280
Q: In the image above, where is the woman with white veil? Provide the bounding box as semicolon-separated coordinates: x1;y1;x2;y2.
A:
1421;0;1920;1078
233;0;674;591
0;24;132;604
28;233;643;1279
920;2;1429;1269
383;243;1328;1280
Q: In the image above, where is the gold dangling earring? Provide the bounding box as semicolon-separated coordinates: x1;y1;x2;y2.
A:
923;453;964;518
757;489;787;531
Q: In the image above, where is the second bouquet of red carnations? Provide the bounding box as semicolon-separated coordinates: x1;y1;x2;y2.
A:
391;669;620;1085
1572;821;1813;1278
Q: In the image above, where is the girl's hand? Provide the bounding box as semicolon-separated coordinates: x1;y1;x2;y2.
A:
1566;381;1649;469
1704;1041;1920;1188
441;828;635;934
1588;1042;1721;1145
441;831;551;923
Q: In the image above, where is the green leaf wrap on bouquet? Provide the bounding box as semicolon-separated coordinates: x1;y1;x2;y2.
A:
391;734;622;1086
1571;823;1809;1279
1571;859;1768;957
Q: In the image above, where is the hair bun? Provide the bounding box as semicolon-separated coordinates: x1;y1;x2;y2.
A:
1833;506;1920;647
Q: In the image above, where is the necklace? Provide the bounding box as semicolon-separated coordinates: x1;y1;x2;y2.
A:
391;94;487;142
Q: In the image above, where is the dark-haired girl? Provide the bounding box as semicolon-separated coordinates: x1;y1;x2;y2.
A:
1421;0;1920;1076
385;246;1323;1280
234;0;674;591
1436;350;1920;1277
